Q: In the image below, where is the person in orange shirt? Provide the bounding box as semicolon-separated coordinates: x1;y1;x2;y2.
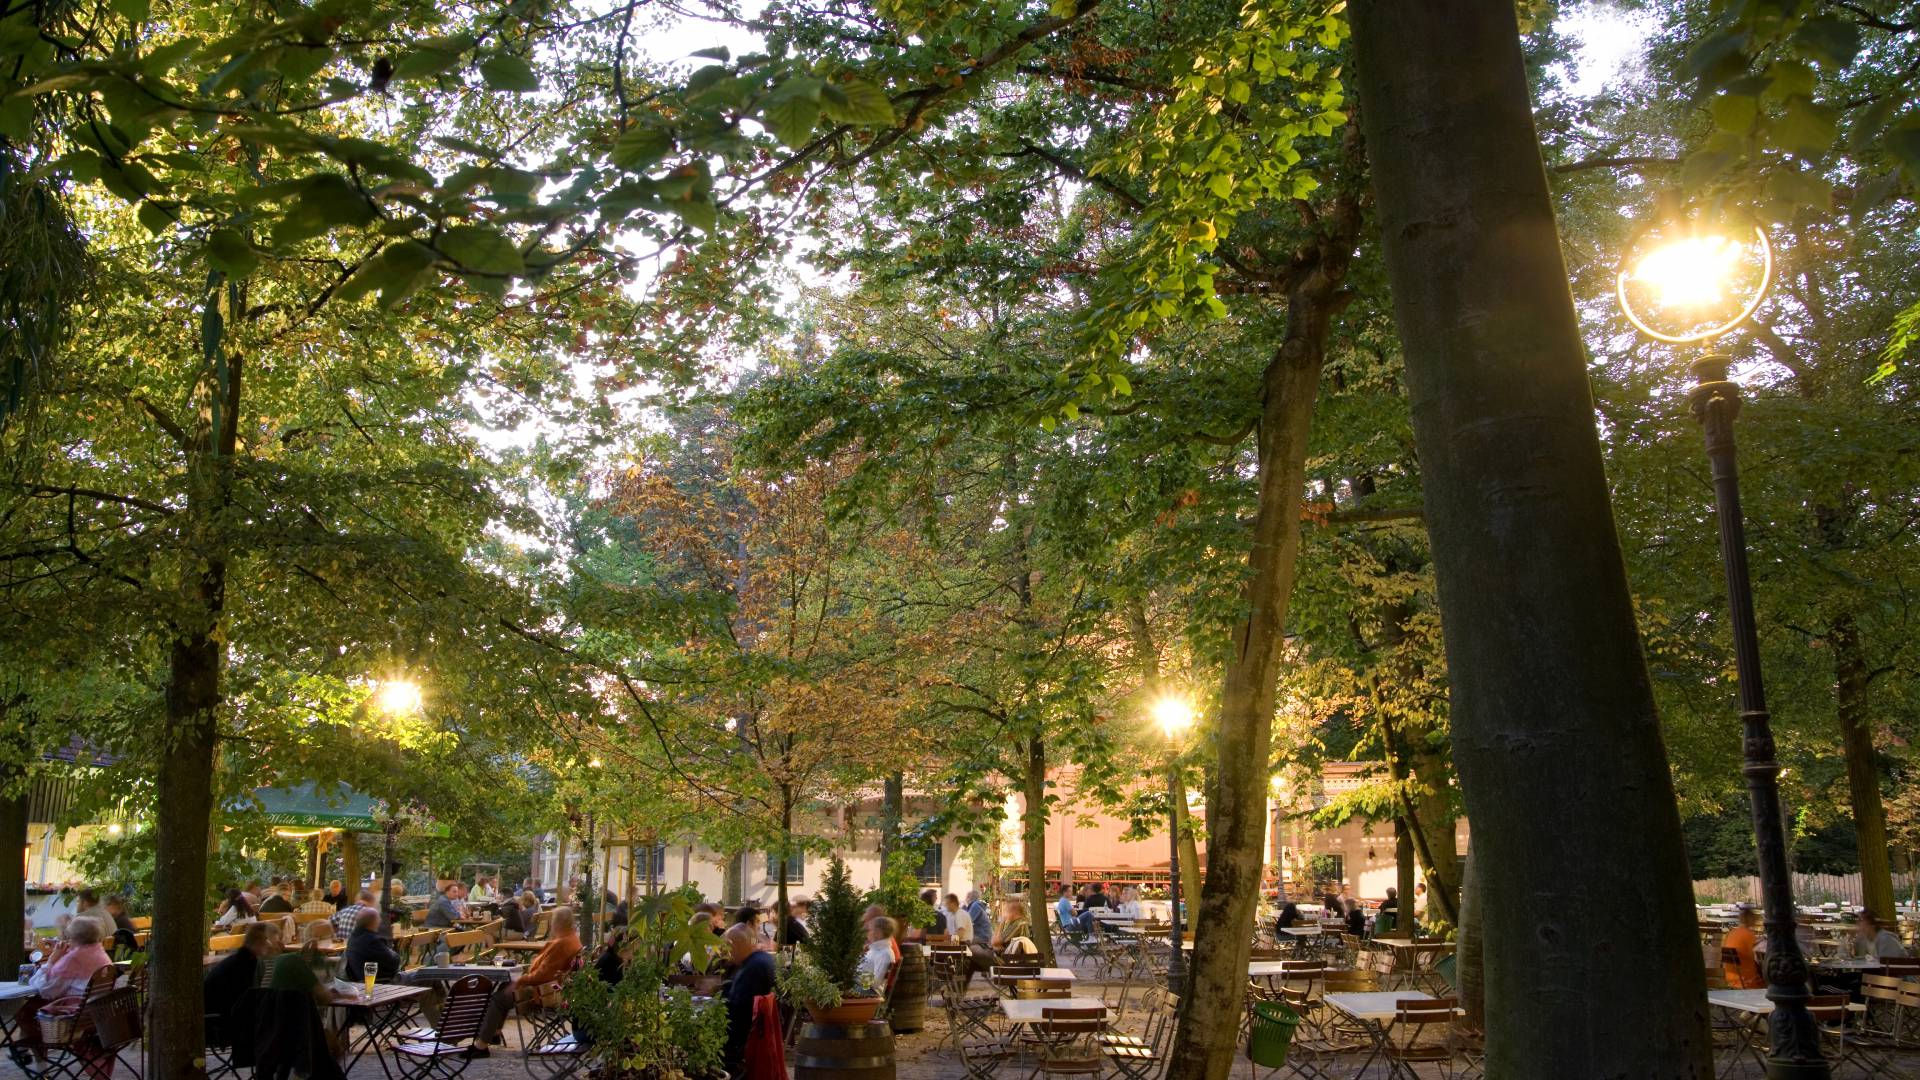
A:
1721;907;1765;989
465;906;581;1050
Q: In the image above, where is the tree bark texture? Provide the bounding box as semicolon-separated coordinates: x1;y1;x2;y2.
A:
153;629;221;1080
1166;210;1353;1077
1832;614;1895;921
1349;3;1712;1074
1022;734;1057;965
341;832;361;897
1458;851;1484;1025
0;770;26;976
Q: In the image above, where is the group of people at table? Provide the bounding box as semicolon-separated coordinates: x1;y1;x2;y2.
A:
1718;905;1911;988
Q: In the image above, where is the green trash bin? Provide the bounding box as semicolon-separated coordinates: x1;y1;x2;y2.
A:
1247;1000;1302;1067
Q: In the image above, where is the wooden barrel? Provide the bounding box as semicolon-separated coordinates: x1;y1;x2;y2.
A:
794;1020;896;1080
889;942;929;1033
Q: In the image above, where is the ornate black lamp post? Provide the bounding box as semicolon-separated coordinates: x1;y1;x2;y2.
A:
1618;226;1827;1079
1151;696;1195;996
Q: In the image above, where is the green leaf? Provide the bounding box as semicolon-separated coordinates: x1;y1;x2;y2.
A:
0;95;31;141
818;79;894;126
1764;168;1830;209
760;76;822;149
276;45;332;83
1771;97;1838;158
612;126;674;170
136;200;173;235
301;173;375;228
338;240;440;307
675;193;717;233
690;46;729;61
1108;372;1132;397
1791;16;1861;71
438;225;523;273
392;46;463;82
111;0;149;22
206;228;259;276
480;54;538;92
1710;93;1757;133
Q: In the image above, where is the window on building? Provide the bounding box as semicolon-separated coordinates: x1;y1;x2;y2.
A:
633;844;667;883
916;843;943;883
766;850;805;884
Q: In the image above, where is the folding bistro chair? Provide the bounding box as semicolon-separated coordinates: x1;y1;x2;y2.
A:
932;951;999;1051
1382;996;1459;1080
1105;999;1174;1080
391;974;493;1080
1028;1005;1107;1078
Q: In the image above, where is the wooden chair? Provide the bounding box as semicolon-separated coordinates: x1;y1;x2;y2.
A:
478;918;505;944
1382;996;1457;1079
1030;1005;1107;1077
392;973;493;1080
407;929;447;970
444;928;488;964
988;964;1041;996
128;916;151;931
291;911;333;927
1012;977;1073;1000
530;909;553;942
207;932;246;955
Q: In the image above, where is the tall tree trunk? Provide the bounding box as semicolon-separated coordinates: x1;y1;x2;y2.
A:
1406;744;1461;927
1167;206;1354;1075
879;772;905;863
777;788;793;947
0;761;26;976
1394;819;1417;932
1457;851;1484;1024
341;833;361;896
153;627;221;1080
1021;734;1056;965
1349;3;1711;1074
1169;771;1203;918
1832;614;1895;920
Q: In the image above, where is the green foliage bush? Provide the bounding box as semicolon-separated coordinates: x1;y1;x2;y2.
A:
800;854;867;994
562;890;727;1079
866;849;936;931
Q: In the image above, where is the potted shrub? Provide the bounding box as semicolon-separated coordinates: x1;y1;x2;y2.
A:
563;891;730;1080
782;855;882;1024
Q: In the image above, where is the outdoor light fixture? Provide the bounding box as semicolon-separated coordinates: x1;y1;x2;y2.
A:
1150;694;1197;997
1615;224;1772;344
1150;696;1196;740
1617;216;1825;1080
373;678;423;715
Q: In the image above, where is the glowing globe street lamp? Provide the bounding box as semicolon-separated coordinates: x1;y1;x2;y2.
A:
1618;222;1826;1080
1151;695;1196;996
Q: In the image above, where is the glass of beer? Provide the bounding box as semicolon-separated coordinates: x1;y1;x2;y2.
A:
363;962;378;999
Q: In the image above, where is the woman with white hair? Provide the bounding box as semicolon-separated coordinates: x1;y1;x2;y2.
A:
28;917;113;1000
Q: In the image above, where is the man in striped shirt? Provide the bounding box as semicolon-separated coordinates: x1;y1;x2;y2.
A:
332;889;377;936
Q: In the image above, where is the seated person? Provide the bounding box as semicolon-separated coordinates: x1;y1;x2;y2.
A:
214;888;256;928
1054;887;1076;935
1854;912;1909;960
502;891;539;940
776;899;811;947
1722;907;1765;989
422;882;461;929
205;924;279;1037
857;916;897;992
512;907;582;1013
322;879;351;909
344;908;403;982
1276;901;1302;931
268;920;336;1007
258;882;294;915
16;919;114;1058
1343;898;1367;938
104;896;140;952
331;890;377;937
992;900;1036;956
721;924;776;1078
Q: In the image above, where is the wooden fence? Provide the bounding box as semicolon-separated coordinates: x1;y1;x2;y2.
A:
1694;871;1920;909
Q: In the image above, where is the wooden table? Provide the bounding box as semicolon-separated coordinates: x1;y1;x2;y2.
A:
1325;990;1445;1077
326;982;431;1080
999;996;1106;1023
492;940;546;953
408;963;517;984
